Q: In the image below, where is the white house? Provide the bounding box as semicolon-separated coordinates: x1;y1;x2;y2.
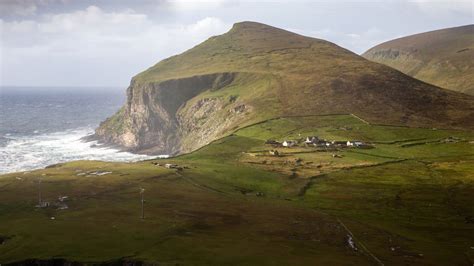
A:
347;141;364;147
282;140;297;147
305;136;319;144
165;163;178;169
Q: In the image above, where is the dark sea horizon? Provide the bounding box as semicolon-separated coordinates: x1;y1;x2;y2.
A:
0;86;152;174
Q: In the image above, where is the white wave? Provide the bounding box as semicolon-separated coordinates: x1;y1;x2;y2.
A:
0;127;153;174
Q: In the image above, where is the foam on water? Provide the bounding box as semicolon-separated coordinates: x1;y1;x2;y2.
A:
0;127;153;174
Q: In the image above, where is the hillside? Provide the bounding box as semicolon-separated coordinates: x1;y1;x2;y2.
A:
94;21;474;155
2;115;474;264
363;25;474;95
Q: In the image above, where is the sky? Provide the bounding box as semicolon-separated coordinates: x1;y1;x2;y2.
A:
0;0;473;87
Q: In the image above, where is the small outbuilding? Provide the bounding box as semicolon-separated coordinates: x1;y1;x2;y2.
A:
332;141;347;147
347;141;365;147
313;141;328;148
305;136;320;144
58;196;68;202
36;201;50;208
269;150;280;156
265;140;281;146
165;163;178;169
282;140;297;147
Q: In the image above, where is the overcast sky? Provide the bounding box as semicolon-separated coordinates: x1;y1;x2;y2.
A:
1;0;472;87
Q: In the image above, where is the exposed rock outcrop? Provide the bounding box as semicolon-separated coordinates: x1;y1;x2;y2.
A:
94;72;252;154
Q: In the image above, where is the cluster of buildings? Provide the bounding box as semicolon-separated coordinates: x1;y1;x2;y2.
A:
266;136;370;149
35;195;69;210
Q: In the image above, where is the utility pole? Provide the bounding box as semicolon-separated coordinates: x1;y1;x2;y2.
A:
37;177;42;206
140;188;145;219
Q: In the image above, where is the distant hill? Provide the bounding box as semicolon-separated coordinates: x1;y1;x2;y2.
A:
94;22;474;155
363;25;474;95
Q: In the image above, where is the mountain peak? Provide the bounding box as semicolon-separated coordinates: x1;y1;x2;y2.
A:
230;21;278;32
135;20;345;84
232;21;267;29
228;21;301;38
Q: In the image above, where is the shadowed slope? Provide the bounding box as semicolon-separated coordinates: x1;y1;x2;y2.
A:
363;25;474;95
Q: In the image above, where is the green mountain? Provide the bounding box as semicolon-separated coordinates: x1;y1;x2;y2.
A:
363;25;474;95
94;21;474;155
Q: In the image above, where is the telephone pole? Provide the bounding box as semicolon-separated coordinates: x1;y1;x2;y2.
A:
37;177;42;206
140;188;145;219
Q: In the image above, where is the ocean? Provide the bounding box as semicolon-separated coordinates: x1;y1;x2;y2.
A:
0;86;152;174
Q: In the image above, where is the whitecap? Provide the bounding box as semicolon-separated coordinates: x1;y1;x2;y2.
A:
0;127;153;174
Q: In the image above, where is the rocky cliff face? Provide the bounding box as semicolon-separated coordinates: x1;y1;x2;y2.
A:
94;72;253;155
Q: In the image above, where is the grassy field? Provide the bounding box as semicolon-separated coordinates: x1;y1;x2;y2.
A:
0;115;473;265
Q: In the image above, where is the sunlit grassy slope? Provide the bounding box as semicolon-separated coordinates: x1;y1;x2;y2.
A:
363;25;474;95
1;115;473;265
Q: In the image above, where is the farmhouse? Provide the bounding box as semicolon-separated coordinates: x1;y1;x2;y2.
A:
305;136;320;144
282;140;297;147
165;163;178;169
347;141;365;147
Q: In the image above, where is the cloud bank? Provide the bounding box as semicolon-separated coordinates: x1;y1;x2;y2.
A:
1;5;230;86
1;0;472;87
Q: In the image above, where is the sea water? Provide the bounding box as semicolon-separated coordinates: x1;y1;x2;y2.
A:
0;86;152;174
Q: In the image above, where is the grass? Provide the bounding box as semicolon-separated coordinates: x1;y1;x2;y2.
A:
0;115;473;265
301;159;474;265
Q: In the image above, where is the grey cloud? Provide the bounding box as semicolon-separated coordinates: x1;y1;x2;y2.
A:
0;0;171;20
1;1;472;86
